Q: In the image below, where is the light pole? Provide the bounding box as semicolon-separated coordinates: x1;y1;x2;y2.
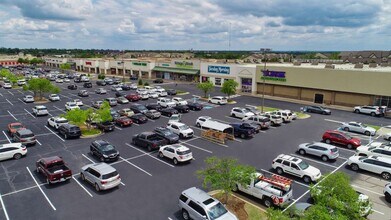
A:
260;48;271;113
122;60;125;83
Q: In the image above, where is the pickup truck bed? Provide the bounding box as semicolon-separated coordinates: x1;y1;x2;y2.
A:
36;156;72;184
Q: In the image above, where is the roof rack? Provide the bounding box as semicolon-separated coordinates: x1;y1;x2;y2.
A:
258;174;292;191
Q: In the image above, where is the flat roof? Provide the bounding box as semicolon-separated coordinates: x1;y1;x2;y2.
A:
264;63;391;72
152;66;199;75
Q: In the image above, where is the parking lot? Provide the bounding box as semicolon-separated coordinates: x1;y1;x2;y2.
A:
0;78;390;220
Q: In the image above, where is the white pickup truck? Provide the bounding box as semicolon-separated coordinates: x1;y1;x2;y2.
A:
235;173;293;208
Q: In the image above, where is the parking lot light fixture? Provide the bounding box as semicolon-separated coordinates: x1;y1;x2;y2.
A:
260;48;271;113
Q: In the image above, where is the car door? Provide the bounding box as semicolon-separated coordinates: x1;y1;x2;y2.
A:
360;159;378;173
0;148;10;161
84;167;95;183
306;145;318;156
170;125;179;135
281;160;292;174
164;147;174;159
289;163;302;177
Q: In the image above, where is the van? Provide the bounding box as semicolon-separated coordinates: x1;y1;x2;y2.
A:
17;79;26;86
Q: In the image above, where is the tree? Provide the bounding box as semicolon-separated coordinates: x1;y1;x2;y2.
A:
221;79;238;101
196;157;256;204
62;109;87;126
96;101;112;122
23;78;60;100
266;208;291;220
144;81;149;86
196;81;214;98
138;79;143;86
59;63;71;73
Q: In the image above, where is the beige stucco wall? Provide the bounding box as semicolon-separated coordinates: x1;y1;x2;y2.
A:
256;66;391;96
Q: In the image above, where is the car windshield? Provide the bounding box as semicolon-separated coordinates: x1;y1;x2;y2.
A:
360;124;367;128
138;106;147;111
179;125;189;130
101;144;115;152
177;150;191;155
21;133;34;138
297;161;309;170
160;129;173;135
242;109;251;114
207;202;228;220
344;134;352;140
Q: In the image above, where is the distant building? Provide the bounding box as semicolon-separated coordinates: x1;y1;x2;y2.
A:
339;51;391;64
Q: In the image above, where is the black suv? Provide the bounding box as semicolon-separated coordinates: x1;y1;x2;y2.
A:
153;127;179;144
90;140;119;162
96;121;115;132
58;124;81;139
83;82;92;88
96;80;107;86
68;84;78;90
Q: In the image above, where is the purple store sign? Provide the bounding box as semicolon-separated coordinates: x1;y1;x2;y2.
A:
261;70;287;82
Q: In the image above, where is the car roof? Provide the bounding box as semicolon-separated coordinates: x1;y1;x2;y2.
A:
276;154;302;163
181;187;217;207
93;140;109;145
17;129;33;135
170;144;189;151
168;121;185;126
368;156;391;163
308;142;336;149
35;105;46;108
91;163;117;174
0;143;23;149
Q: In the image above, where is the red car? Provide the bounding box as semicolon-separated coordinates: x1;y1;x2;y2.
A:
125;93;141;102
322;130;361;149
7;122;26;137
115;116;133;127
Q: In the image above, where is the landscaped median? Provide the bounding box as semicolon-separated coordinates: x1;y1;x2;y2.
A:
255;106;310;119
80;125;102;138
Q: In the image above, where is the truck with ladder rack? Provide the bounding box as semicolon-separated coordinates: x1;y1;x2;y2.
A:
234;172;293;208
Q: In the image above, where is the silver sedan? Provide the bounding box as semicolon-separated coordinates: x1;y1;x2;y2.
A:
298;142;339;161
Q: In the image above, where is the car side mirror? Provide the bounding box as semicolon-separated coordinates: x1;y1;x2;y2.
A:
202;216;208;220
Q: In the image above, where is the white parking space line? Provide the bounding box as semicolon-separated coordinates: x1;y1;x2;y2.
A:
0;191;10;220
7;110;18;121
26;167;56;211
2;131;11;143
335;147;355;154
0;93;3;97
72;176;93;197
260;168;310;188
44;126;66;142
115;126;123;130
18;98;27;105
36;140;42;146
120;182;126;186
132;123;140;126
24;108;36;118
7;91;13;96
125;143;175;168
161;115;169;118
372;209;385;215
5;99;13;106
351;184;383;196
35;132;54;137
47;112;53;116
289;154;338;169
180;141;213;153
338;156;348;160
324;119;344;124
59;94;72;100
53;106;66;113
119;156;152;176
111;151;157;166
17;90;24;95
148;118;156;122
82;154;95;163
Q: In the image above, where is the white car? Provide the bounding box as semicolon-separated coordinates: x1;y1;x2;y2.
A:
48;94;60;101
0;143;27;161
47;117;69;129
172;97;188;106
230;107;255;119
138;91;149;100
111;85;122;91
209;96;227;105
148;91;159;99
3;83;12;89
155;90;168;97
55;78;64;83
74;99;83;106
65;102;80;111
95;88;107;94
32;105;49;116
272;154;322;183
284;110;297;120
196;116;212;127
342;122;376;136
157;98;176;108
23;95;34;103
158;144;193;164
272;110;292;123
167;122;194;139
384;132;391;141
353;106;382;116
355;145;391;159
384;182;391;203
17;79;26;86
348;155;391;180
64;78;70;82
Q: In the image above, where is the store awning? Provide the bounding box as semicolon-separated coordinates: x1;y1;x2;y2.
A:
152;66;199;75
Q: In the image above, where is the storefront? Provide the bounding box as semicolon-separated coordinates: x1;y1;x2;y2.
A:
152;66;199;81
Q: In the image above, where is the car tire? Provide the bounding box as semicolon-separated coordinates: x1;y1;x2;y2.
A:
322;111;326;115
385;192;391;203
240;133;246;139
173;158;178;165
351;163;359;171
381;172;391;180
388;137;391;141
231;113;235;117
159;152;164;158
344;127;349;132
263;197;273;208
46;178;51;185
95;183;100;192
232;184;239;192
36;167;40;173
13;153;22;160
64;134;68;139
325;139;331;144
365;131;370;136
81;173;86;181
303;175;311;183
354;109;360;113
100;156;105;162
182;209;190;220
347;144;353;149
276;167;283;175
180;134;184;139
299;149;306;155
321;155;329;162
371;112;376;117
196;123;200;127
147;145;152;152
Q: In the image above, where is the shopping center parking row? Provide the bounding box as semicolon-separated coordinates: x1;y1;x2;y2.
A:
0;81;390;219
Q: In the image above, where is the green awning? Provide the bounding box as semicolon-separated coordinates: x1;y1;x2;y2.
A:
152;66;199;75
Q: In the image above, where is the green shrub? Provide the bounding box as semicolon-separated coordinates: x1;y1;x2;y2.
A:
138;79;143;86
144;81;149;86
98;74;105;80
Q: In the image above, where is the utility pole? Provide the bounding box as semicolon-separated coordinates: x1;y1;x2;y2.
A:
260;48;272;113
228;22;231;51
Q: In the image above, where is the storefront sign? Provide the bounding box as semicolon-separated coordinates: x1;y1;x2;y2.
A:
85;61;92;65
175;61;193;68
208;66;230;74
133;62;147;66
261;70;286;82
162;63;170;67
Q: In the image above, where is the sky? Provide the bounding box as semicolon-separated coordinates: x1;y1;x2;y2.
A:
0;0;390;51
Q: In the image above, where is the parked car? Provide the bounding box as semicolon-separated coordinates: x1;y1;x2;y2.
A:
157;98;176;108
166;89;177;96
384;182;391;203
242;115;270;129
146;103;163;111
96;121;115;132
78;90;89;97
116;96;129;104
348;155;391;180
272;154;322;183
3;83;12;89
284;110;297;120
230;123;256;139
17;79;26;86
125;93;141;102
322;130;361;149
104;78;114;85
342;122;376;136
95;88;107;94
121;84;131;91
58;124;81;139
153;127;179;144
110;110;120;120
159;144;192;164
301;106;331;115
115;116;133;127
159;107;179;117
209;96;227;105
179;187;238;220
92;100;103;109
132;132;168;151
118;108;135;117
130;75;138;80
0;143;27;161
153;78;164;83
174;105;190;113
271;110;292;123
68;84;77;90
23;95;34;103
48;94;60;101
298;142;339;161
353;106;382;117
172;97;188;106
156;90;168;97
32;105;49;116
130;113;148;124
111;85;122;92
195;116;212;127
74;99;83;106
12;129;36;146
187;102;203;111
115;91;126;97
105;98;118;106
148;91;159;99
355;145;391;159
129;103;148;114
244;106;262;115
80;163;121;192
65;102;80;111
90;140;119;162
7;122;25;137
55;78;64;83
167;122;194;139
47;117;68;129
144;110;161;119
83;82;92;88
36;156;72;184
96;80;107;86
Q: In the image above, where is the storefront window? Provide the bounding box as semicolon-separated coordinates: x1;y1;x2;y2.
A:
202;76;209;82
241;78;252;93
215;78;222;86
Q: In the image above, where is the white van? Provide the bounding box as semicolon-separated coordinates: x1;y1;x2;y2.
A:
17;79;26;86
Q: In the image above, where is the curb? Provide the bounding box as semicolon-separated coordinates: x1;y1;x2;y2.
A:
80;131;103;139
176;92;189;96
208;190;267;213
